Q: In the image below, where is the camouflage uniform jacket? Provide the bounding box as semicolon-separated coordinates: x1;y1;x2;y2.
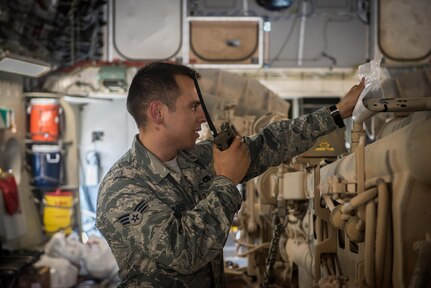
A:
96;107;337;287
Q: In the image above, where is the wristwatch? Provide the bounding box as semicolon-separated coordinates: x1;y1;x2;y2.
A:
328;105;345;128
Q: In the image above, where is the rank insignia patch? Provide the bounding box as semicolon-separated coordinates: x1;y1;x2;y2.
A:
118;200;148;226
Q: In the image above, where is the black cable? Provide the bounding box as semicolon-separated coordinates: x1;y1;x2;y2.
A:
191;73;218;136
356;0;370;25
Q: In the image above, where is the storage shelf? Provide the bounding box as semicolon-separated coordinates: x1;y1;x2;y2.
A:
31;186;79;191
24;139;73;145
24;92;62;99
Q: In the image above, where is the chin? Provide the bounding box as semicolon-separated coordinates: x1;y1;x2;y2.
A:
181;140;197;151
191;137;200;146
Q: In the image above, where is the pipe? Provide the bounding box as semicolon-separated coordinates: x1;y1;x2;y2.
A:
350;121;366;220
277;166;286;219
329;187;377;231
235;242;271;257
314;164;323;244
297;0;308;66
323;195;335;211
341;187;377;214
364;97;431;113
246;181;257;233
330;181;388;286
263;18;270;67
365;199;376;287
356;133;366;221
375;180;389;287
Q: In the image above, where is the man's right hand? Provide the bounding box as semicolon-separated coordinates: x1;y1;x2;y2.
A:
213;137;250;185
336;78;365;119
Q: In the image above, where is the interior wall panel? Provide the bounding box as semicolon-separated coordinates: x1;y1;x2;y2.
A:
113;0;182;61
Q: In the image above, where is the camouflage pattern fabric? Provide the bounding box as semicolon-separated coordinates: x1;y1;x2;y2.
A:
96;107;337;287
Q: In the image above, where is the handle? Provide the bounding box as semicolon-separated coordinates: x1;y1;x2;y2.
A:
46;153;60;163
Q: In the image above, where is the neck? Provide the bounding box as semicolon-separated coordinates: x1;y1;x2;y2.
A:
138;130;177;162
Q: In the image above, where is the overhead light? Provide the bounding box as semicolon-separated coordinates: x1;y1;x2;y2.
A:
256;0;293;11
63;95;113;104
0;51;51;78
88;92;127;99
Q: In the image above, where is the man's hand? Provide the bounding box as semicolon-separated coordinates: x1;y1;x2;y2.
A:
336;78;366;119
213;137;250;185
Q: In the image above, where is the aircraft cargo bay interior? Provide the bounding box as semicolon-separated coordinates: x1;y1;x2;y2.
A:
0;0;430;287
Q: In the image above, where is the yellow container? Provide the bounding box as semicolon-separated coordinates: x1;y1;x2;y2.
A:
43;189;74;235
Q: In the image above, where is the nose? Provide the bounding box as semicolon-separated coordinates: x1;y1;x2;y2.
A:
197;105;207;124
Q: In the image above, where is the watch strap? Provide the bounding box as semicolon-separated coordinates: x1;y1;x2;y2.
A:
329;105;345;128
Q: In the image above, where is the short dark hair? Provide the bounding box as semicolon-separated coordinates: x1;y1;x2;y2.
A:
126;61;200;128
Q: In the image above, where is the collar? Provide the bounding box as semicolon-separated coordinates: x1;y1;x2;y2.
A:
132;135;170;183
132;135;200;183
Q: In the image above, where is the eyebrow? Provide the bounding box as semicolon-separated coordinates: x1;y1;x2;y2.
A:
187;100;201;107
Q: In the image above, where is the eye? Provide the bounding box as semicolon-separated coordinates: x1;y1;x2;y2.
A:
191;103;200;112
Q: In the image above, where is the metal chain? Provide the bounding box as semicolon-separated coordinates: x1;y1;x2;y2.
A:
262;212;283;288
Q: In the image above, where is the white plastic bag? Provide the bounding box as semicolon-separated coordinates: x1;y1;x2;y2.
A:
44;231;84;265
34;255;78;288
352;55;384;123
82;234;119;279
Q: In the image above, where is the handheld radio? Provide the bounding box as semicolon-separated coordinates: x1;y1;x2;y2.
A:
191;73;237;151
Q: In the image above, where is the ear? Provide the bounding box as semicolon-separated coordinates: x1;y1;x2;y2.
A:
149;101;164;123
